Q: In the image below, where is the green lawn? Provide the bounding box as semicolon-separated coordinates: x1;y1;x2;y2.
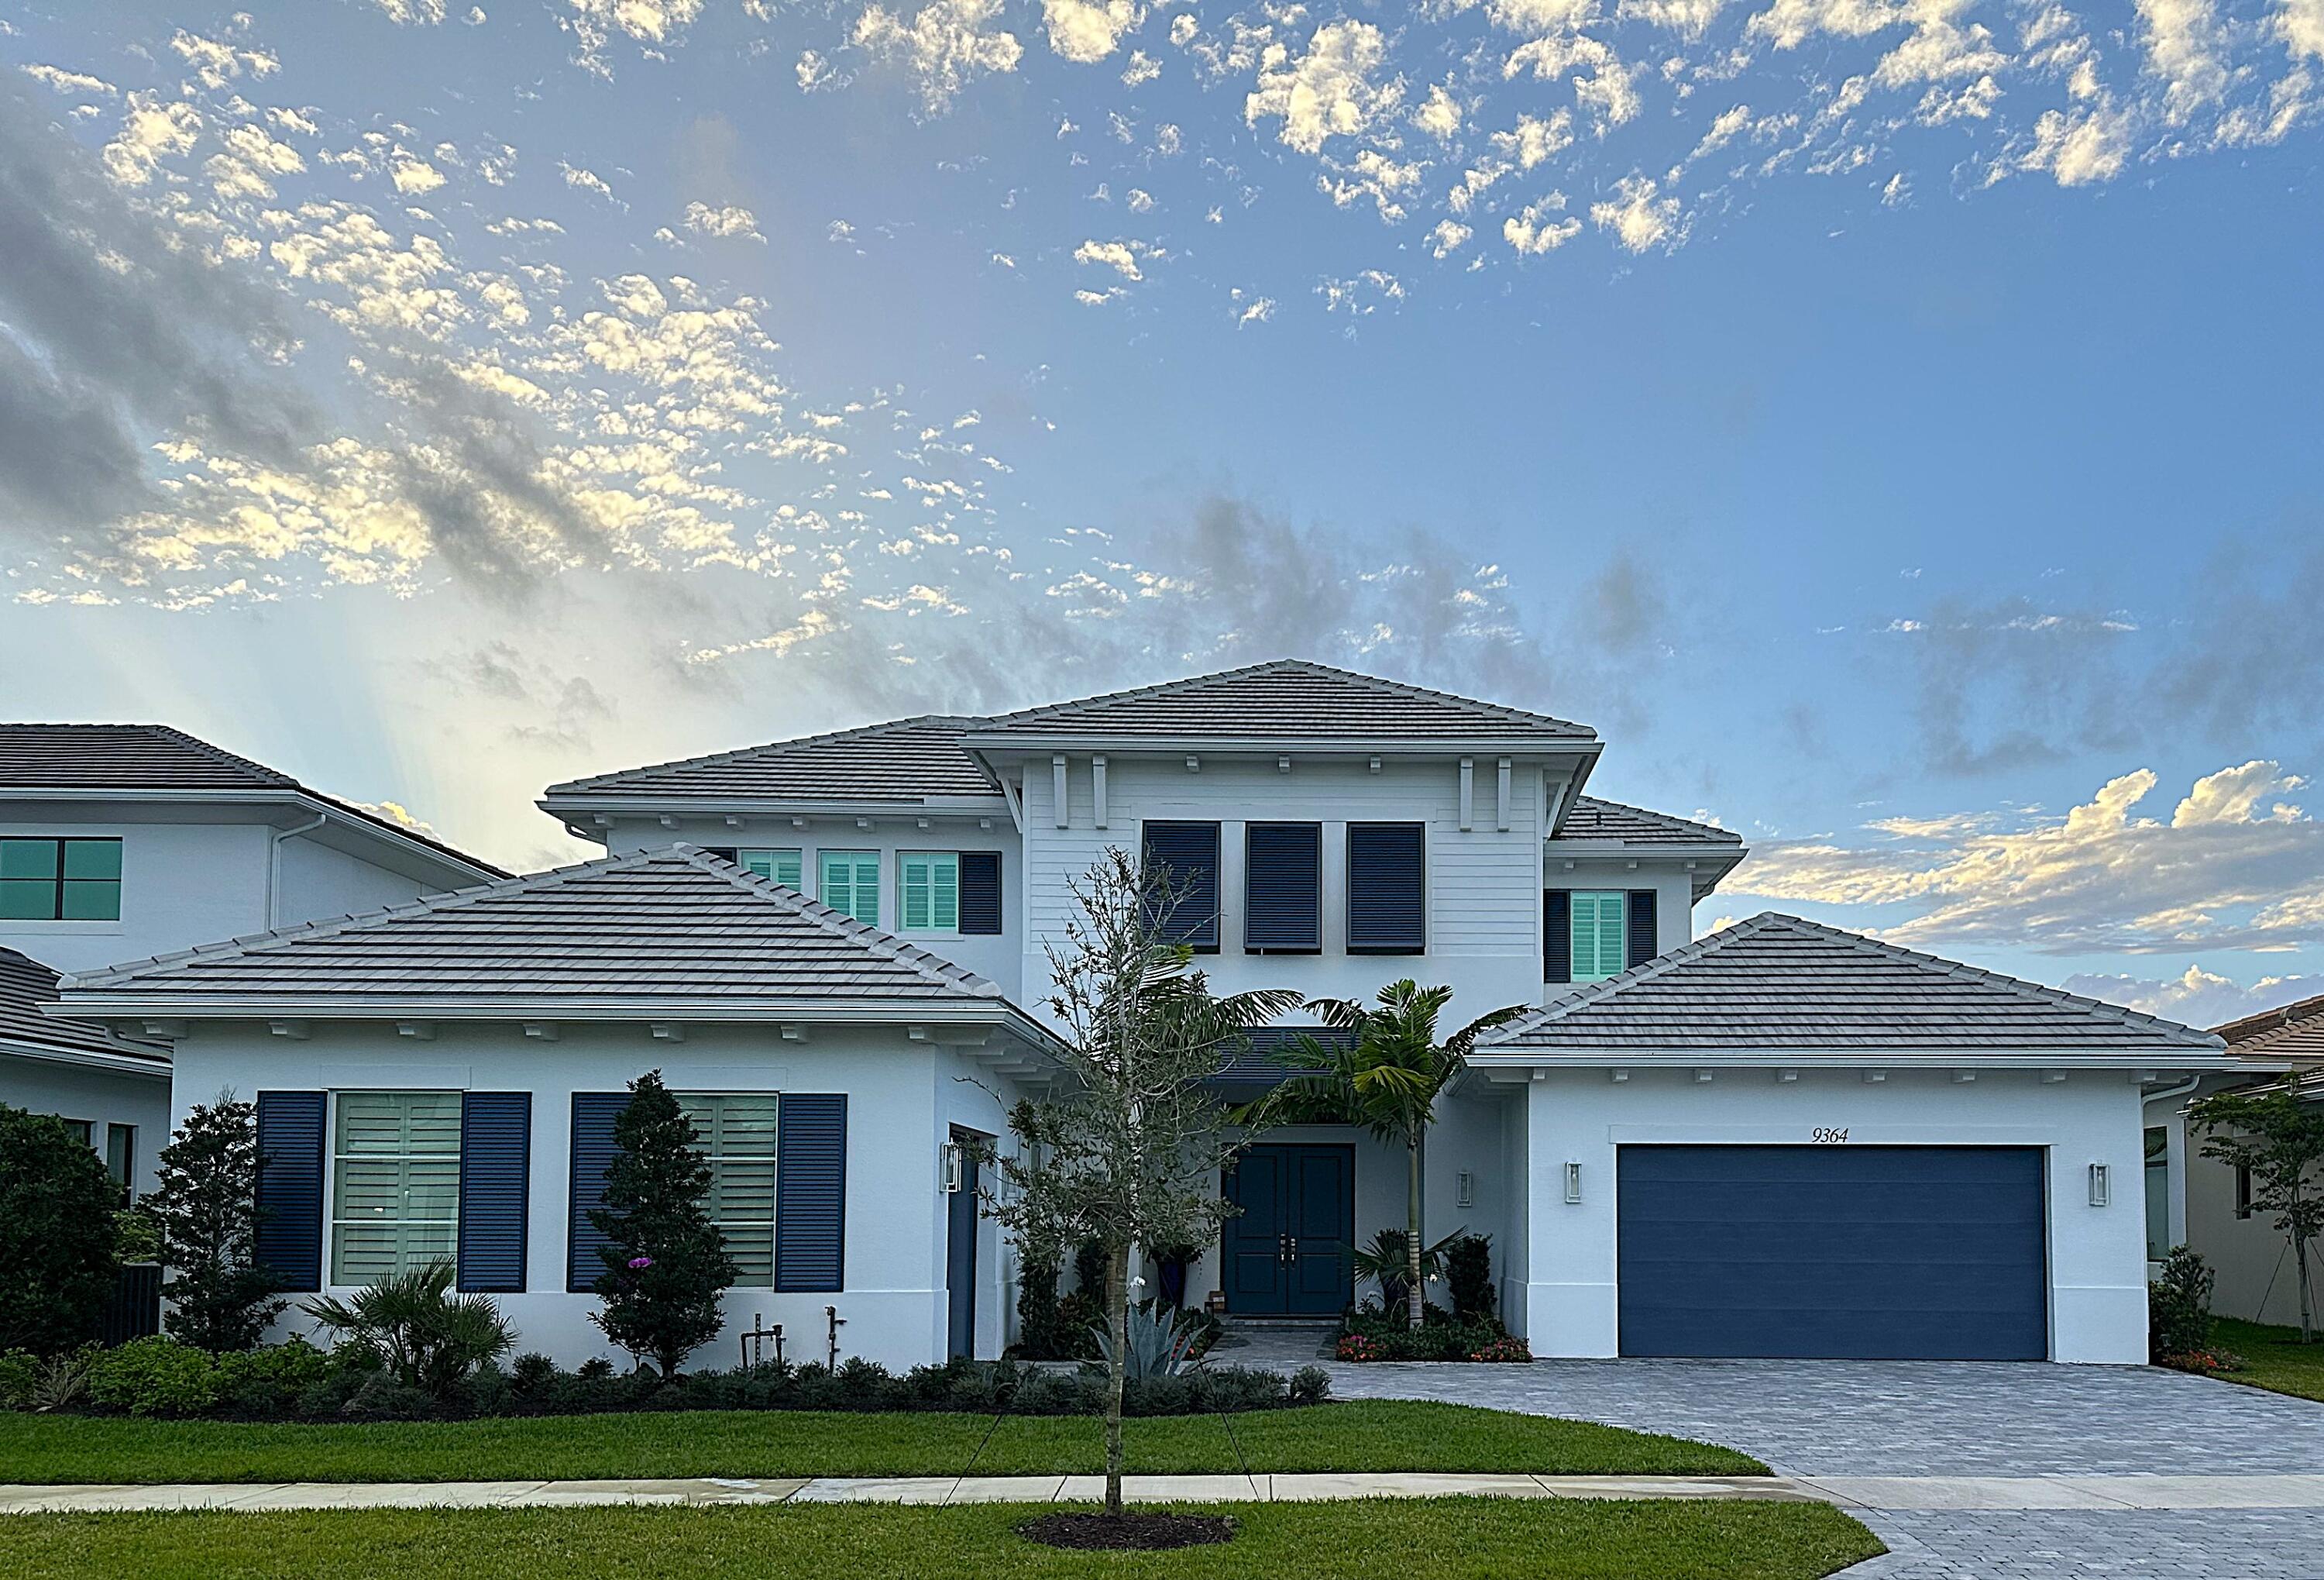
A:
2214;1318;2324;1403
0;1401;1765;1485
0;1499;1882;1580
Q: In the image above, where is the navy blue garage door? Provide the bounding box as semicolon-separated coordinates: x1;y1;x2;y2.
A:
1617;1145;2047;1361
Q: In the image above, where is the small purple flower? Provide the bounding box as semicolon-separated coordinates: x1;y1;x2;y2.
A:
627;1255;654;1270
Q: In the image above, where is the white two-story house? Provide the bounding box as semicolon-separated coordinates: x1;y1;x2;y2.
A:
57;663;2252;1367
2;725;504;1196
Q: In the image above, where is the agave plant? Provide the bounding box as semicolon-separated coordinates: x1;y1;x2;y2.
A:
301;1260;517;1396
1088;1301;1201;1380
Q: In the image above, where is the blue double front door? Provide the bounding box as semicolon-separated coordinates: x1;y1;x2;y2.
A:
1223;1143;1354;1316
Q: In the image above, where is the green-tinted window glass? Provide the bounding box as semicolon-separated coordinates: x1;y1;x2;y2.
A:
1568;892;1628;983
739;849;803;889
330;1091;462;1286
819;850;880;925
899;852;959;931
0;838;120;920
677;1093;779;1285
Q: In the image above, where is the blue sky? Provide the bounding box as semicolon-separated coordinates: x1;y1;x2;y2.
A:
2;0;2320;1024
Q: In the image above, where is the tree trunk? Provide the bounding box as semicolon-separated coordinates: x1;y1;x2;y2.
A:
1105;1241;1129;1517
2298;1228;2315;1345
1406;1133;1424;1330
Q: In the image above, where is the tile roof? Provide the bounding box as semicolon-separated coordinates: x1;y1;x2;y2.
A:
545;716;999;803
60;846;1004;1008
1477;913;2224;1056
0;948;167;1067
974;659;1595;742
2213;993;2324;1064
1555;796;1744;848
1211;1025;1356;1086
0;724;504;879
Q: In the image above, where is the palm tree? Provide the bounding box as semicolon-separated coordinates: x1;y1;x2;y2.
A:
1244;982;1521;1330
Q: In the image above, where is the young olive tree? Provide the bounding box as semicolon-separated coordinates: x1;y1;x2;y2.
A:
2192;1086;2324;1342
979;847;1298;1518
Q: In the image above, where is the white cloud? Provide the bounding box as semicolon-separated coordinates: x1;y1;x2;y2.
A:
1318;148;1425;222
684;201;766;242
1729;762;2324;955
560;162;623;205
2019;98;2133;184
370;0;450;20
1493;110;1576;168
1041;0;1142;63
101;93;201;186
390;150;448;194
1590;174;1684;250
2059;965;2324;1031
1235;293;1276;325
2137;0;2230;123
1429;218;1474;256
853;0;1024;112
2282;0;2324;59
21;64;116;96
1246;20;1404;155
1503;195;1581;252
1413;83;1464;140
1073;237;1153;280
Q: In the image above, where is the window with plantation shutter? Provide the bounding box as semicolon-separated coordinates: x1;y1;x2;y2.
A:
678;1093;780;1286
1244;822;1321;953
1567;892;1628;983
899;852;960;932
1347;822;1425;954
818;850;881;925
1140;821;1220;950
743;849;803;888
330;1091;462;1286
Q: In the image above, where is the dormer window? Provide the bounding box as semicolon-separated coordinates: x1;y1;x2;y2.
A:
0;837;122;921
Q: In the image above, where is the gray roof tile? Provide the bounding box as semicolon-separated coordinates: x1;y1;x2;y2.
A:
0;948;167;1066
978;659;1594;742
1480;913;2223;1055
1556;797;1743;848
547;715;1000;803
61;846;1002;1007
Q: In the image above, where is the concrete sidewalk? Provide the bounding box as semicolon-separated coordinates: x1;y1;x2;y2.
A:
6;1472;2324;1515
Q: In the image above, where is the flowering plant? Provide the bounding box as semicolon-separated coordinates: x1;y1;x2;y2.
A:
1466;1336;1533;1363
1336;1333;1387;1362
627;1256;654;1270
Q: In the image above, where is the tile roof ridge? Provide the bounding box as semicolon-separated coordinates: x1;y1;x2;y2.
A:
1563;795;1745;842
545;713;995;796
975;656;1592;735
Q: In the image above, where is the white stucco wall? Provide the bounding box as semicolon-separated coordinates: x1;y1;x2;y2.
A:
0;1056;170;1198
165;1017;1026;1370
1510;1065;2153;1364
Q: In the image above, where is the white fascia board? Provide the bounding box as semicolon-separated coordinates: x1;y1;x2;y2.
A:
1466;1049;2254;1071
536;794;1009;821
1543;842;1747;862
0;1040;172;1079
1;787;500;884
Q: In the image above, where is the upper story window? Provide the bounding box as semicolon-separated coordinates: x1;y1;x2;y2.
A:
0;837;122;921
819;849;881;926
1244;822;1322;954
1569;891;1628;982
899;851;960;932
1346;822;1425;955
1140;821;1220;951
678;1093;779;1286
958;852;1003;937
330;1090;461;1285
1545;890;1660;984
706;848;803;889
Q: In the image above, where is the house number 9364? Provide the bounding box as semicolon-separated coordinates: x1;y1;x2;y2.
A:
1810;1127;1850;1145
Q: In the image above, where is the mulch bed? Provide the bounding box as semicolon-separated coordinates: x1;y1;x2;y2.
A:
1017;1513;1238;1551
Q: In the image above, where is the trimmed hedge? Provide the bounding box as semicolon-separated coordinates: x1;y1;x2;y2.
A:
1336;1304;1532;1363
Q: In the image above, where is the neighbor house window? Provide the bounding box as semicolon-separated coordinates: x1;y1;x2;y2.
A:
899;852;960;932
1568;892;1628;983
0;838;122;921
2144;1126;2170;1262
331;1091;461;1285
106;1124;136;1200
677;1093;779;1285
818;850;881;925
57;1117;93;1146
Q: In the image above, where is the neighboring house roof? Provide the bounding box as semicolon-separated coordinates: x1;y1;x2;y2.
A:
1553;797;1744;849
1475;912;2227;1059
971;658;1596;743
545;715;1000;804
0;946;167;1073
0;724;505;880
57;845;1009;1012
2213;993;2324;1063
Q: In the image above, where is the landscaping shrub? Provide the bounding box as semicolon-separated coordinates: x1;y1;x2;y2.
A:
0;1106;121;1354
1335;1302;1516;1361
215;1338;329;1416
299;1261;517;1396
0;1349;36;1410
590;1071;737;1377
1446;1234;1495;1320
146;1094;284;1354
88;1336;222;1417
1014;1255;1064;1359
2150;1245;2240;1372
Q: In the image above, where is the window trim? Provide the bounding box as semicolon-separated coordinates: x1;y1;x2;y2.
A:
0;836;122;922
328;1089;462;1288
897;850;962;935
677;1091;781;1289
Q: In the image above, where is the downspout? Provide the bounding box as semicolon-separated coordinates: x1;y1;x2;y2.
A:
267;811;328;928
2143;1073;2202;1265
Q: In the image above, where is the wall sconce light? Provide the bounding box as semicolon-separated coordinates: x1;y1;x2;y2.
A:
1456;1170;1475;1209
2087;1162;2109;1207
1563;1162;1583;1204
940;1141;964;1194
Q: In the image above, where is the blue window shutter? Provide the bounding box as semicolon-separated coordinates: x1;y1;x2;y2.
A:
1626;890;1659;970
1545;890;1572;983
958;851;1002;935
1347;822;1425;954
458;1093;530;1293
1140;821;1220;949
775;1094;847;1292
568;1093;630;1293
254;1091;326;1293
1244;822;1321;952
